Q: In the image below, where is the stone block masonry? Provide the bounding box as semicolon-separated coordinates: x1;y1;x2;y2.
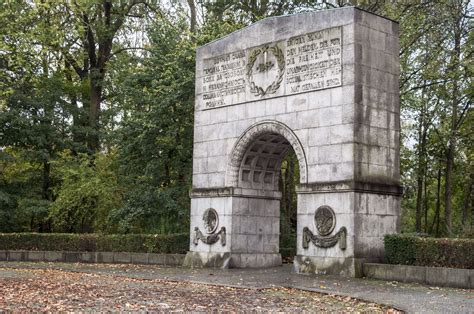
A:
186;7;401;277
363;263;474;289
0;250;185;266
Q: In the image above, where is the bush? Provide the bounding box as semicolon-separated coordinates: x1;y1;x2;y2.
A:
280;247;296;259
384;234;474;269
0;233;189;254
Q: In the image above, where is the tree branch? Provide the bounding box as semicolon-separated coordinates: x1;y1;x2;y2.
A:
108;46;152;60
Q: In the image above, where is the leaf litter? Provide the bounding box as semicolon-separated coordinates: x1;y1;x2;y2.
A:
0;267;401;312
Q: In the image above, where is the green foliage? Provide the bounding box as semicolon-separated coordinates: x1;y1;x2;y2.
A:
109;19;196;234
0;233;189;254
384;234;474;269
0;148;51;232
384;234;418;265
280;232;296;260
279;150;299;257
0;1;472;239
49;151;122;233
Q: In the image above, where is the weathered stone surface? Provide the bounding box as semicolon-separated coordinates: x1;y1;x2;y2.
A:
27;251;44;262
0;250;187;266
81;252;97;263
131;253;149;264
114;252;131;264
164;254;186;266
63;252;81;263
183;251;231;268
44;251;63;262
187;7;400;276
148;254;166;265
7;251;26;262
293;255;356;277
364;263;473;289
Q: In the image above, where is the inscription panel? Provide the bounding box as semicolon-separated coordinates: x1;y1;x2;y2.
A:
200;26;342;109
202;51;247;109
286;27;342;94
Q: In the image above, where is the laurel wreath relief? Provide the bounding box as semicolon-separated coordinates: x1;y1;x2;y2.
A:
246;44;285;97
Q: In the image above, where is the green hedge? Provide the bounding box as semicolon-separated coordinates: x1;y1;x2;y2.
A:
384;234;474;269
280;247;296;259
0;233;189;254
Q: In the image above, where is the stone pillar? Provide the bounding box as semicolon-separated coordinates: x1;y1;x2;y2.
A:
183;189;282;268
293;9;401;276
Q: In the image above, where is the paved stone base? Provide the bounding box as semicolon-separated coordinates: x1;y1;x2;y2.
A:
293;255;358;277
183;251;231;268
183;252;281;268
363;263;474;289
229;253;282;268
0;250;184;266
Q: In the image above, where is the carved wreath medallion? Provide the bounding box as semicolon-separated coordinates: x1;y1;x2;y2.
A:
193;208;226;246
203;208;218;233
246;44;285;97
314;205;336;236
302;205;346;250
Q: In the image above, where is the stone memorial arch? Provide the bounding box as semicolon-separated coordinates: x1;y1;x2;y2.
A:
183;7;402;277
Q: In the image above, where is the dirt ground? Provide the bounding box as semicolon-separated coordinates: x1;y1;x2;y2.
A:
0;266;399;312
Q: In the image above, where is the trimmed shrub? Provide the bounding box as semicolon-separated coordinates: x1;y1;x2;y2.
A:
280;247;296;259
0;233;189;254
384;234;474;269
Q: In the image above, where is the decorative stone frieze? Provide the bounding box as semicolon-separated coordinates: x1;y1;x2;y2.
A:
302;226;347;250
302;205;346;250
193;226;226;246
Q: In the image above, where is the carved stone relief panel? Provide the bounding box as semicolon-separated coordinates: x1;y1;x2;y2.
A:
302;205;346;250
203;208;219;233
314;205;336;236
246;43;285;97
200;26;342;109
193;208;226;246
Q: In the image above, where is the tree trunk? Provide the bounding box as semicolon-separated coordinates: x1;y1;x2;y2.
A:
42;161;50;201
444;2;462;236
415;108;427;232
278;167;285;233
415;172;423;232
187;0;197;33
462;173;473;230
285;157;294;232
88;71;102;152
434;167;442;237
30;214;35;232
444;142;455;235
424;175;428;233
65;60;87;153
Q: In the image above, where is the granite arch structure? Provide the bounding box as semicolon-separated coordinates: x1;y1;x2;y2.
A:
184;7;402;276
225;120;308;188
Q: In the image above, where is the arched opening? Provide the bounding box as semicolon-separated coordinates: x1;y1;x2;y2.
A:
236;133;299;263
238;132;292;191
226;120;307;187
279;150;299;263
226;121;306;267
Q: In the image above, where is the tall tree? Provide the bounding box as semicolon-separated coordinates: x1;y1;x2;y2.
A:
441;0;472;235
